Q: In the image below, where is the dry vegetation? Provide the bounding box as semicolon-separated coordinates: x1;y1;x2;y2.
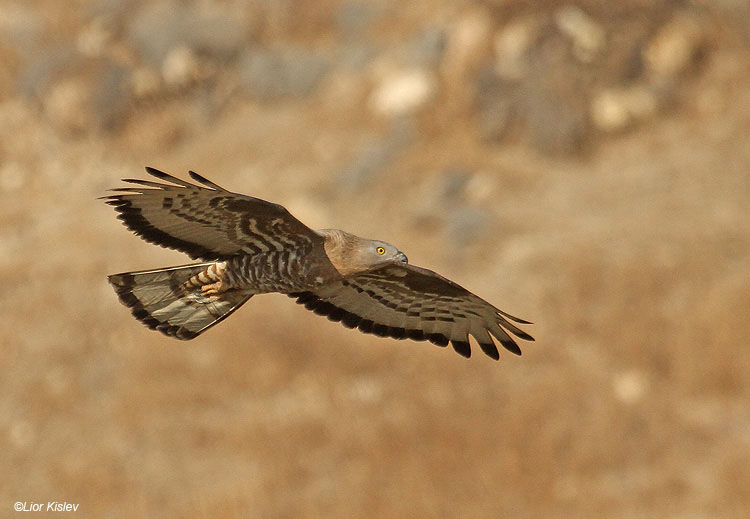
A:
1;0;749;517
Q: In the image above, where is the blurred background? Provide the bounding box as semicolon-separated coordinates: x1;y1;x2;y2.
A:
1;0;749;517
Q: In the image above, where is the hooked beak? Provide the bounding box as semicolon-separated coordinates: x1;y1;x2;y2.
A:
395;251;408;263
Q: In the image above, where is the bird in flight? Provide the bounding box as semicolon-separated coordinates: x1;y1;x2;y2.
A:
104;168;533;360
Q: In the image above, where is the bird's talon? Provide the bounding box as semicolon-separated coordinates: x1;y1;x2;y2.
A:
201;282;224;296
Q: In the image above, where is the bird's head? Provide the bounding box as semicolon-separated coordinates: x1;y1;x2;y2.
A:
319;229;408;276
366;239;408;265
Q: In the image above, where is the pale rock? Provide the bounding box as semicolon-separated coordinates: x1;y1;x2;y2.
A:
554;5;606;62
464;171;496;204
162;45;201;87
369;69;435;117
443;8;493;76
613;370;648;405
591;85;658;132
644;13;703;79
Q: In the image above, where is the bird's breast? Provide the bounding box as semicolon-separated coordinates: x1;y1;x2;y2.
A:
226;249;336;294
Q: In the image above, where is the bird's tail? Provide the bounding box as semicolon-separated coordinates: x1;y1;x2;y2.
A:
108;263;253;340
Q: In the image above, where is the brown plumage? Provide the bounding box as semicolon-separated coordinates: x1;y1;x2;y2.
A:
104;167;534;360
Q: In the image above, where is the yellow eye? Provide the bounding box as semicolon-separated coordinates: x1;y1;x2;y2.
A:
376;247;386;255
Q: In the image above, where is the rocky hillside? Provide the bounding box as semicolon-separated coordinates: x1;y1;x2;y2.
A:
2;1;749;517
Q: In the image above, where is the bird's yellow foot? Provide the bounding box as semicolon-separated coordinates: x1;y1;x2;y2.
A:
201;281;227;296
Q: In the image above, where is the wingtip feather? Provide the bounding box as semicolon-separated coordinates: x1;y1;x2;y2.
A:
144;166;168;178
450;340;472;358
143;167;196;188
477;340;500;360
188;170;226;191
497;308;533;325
500;337;523;356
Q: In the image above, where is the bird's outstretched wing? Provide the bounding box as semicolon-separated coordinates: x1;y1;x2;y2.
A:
103;167;322;260
290;263;534;360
